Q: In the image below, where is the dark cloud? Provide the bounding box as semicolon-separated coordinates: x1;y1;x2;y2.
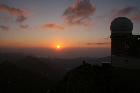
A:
95;42;110;45
0;25;10;31
63;0;96;26
113;6;138;16
112;6;140;22
86;42;110;45
43;23;64;31
0;4;27;23
20;24;29;29
16;15;27;23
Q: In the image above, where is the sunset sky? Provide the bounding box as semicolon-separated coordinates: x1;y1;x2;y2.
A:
0;0;140;49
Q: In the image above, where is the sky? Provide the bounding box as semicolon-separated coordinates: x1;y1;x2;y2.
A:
0;0;140;50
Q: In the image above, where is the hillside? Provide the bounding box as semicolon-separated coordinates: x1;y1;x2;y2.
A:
50;63;140;93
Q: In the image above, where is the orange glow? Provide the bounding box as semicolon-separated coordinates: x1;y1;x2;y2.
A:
56;44;61;49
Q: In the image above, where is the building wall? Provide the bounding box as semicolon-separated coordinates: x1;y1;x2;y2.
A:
112;56;140;69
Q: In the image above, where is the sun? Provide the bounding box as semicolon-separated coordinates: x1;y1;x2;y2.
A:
56;45;61;49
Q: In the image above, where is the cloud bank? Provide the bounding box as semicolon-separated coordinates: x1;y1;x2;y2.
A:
0;4;27;23
86;42;110;45
43;23;64;31
112;6;140;22
63;0;96;26
42;0;96;31
0;25;10;31
20;24;29;29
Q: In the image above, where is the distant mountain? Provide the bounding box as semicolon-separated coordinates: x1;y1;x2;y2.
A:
0;56;49;93
0;52;112;93
0;52;111;78
0;52;48;74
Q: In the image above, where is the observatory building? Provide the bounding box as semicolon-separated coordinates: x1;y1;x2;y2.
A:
110;17;140;69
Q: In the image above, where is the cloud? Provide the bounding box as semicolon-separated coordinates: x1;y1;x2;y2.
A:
63;0;96;26
0;4;27;23
95;42;110;45
112;6;140;22
20;24;29;29
131;13;140;22
42;23;64;31
112;6;138;16
0;25;10;31
86;42;110;45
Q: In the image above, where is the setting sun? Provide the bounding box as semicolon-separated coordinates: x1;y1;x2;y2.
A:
56;45;61;49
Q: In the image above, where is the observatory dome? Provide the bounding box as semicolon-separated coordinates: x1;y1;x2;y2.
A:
110;17;133;34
